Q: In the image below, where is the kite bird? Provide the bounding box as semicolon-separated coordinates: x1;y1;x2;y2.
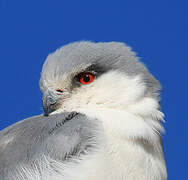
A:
0;41;167;180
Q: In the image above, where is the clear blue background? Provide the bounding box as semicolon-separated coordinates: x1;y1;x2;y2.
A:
0;0;187;179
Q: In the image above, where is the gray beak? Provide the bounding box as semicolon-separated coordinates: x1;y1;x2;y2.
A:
42;89;62;116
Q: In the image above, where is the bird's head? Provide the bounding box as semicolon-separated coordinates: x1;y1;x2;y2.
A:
40;41;163;136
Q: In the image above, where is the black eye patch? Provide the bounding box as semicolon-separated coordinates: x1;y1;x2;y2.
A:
71;63;110;89
85;64;108;76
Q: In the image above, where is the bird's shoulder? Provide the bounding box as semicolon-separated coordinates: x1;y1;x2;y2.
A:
0;112;102;179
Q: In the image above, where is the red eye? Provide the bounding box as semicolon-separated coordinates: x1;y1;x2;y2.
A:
56;88;63;93
79;72;95;85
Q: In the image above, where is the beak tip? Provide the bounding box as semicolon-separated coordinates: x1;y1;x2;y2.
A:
43;105;53;116
42;89;61;116
44;112;49;117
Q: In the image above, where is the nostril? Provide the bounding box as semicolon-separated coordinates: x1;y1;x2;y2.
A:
56;88;63;94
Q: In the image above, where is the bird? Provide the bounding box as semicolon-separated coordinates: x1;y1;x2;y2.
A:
0;41;167;180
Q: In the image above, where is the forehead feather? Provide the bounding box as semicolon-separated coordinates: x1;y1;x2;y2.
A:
40;41;160;97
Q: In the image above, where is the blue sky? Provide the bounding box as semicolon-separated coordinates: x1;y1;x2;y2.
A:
0;0;187;179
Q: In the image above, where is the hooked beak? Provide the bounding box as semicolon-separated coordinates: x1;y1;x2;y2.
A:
42;89;62;116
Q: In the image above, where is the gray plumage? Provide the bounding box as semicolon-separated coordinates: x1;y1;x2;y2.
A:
0;113;102;179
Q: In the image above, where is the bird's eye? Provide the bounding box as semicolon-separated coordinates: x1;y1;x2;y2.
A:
56;88;63;93
79;72;95;85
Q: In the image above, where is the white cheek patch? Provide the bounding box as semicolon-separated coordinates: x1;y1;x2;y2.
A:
64;71;146;110
89;71;146;106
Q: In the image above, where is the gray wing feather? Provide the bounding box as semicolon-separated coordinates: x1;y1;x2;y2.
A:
0;112;102;180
